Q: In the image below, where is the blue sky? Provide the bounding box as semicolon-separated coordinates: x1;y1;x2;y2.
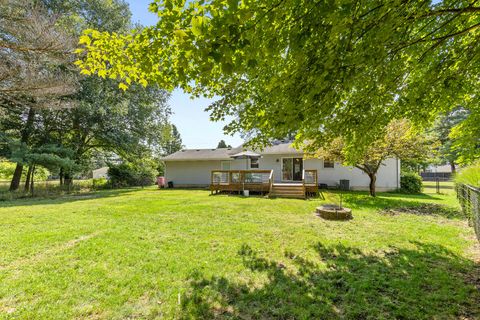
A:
126;0;244;149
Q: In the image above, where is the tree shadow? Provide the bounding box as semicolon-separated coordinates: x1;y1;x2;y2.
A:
180;242;479;319
324;191;462;219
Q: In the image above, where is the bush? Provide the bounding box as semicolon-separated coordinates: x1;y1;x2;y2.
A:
92;178;109;189
0;161;16;180
400;172;423;193
108;162;156;187
454;162;480;187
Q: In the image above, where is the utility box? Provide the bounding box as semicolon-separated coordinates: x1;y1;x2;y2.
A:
339;179;350;191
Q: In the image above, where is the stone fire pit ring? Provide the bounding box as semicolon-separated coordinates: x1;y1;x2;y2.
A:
316;204;352;220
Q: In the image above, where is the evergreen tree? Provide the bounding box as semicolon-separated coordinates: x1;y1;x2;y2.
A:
217;140;227;148
162;125;183;155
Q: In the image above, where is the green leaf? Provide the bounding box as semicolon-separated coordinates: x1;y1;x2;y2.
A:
78;35;91;45
191;16;203;36
98;70;107;78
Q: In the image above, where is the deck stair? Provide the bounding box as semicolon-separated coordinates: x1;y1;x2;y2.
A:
270;183;305;199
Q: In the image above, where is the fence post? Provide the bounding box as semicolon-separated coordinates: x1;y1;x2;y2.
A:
436;177;440;194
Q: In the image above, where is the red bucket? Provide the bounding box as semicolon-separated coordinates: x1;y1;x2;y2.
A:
157;176;166;188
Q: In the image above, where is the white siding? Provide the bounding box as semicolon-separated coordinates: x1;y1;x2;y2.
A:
165;156;400;191
303;157;400;191
165;161;223;187
93;167;109;179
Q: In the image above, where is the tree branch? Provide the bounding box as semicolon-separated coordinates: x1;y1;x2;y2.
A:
417;6;480;18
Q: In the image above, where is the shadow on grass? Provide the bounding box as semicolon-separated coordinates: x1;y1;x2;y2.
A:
0;188;142;208
324;191;464;220
180;243;479;319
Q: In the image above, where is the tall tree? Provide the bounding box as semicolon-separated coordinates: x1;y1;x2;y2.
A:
1;0;173;191
162;124;183;155
77;0;480;158
0;0;77;190
217;140;231;148
0;0;77;106
431;108;469;172
318;120;431;196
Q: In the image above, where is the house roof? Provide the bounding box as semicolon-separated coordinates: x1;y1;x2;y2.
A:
160;147;241;161
258;141;302;155
161;141;302;161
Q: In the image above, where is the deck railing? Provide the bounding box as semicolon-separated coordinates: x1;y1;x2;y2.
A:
303;169;318;185
211;170;274;194
211;170;273;185
303;169;318;196
211;169;318;196
268;169;274;194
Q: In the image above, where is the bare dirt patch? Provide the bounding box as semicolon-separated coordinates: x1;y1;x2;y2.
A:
379;203;463;219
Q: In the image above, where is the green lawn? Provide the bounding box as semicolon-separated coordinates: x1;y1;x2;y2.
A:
423;180;455;194
0;187;478;319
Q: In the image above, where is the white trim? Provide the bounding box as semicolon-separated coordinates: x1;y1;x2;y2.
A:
250;158;259;169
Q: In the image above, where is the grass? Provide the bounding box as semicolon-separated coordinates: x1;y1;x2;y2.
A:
0;179;106;201
0;184;478;319
422;180;455;194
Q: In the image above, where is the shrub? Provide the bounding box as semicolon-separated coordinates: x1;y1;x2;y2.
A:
92;178;109;189
108;162;156;187
0;161;16;180
400;172;423;193
454;162;480;187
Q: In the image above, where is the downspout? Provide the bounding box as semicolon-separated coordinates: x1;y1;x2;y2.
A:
396;158;400;189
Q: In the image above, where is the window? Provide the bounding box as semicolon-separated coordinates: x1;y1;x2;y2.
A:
250;158;259;169
323;160;334;168
221;161;231;170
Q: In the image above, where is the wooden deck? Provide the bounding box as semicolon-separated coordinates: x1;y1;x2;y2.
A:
210;169;318;198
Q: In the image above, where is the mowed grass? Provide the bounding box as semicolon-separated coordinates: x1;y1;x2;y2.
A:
423;180;455;194
0;186;479;319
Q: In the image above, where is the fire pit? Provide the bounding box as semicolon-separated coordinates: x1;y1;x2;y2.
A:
316;204;352;220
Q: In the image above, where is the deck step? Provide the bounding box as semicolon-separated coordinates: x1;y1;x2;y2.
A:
270;184;306;199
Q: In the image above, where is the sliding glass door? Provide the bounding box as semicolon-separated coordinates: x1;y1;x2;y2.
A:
282;158;303;181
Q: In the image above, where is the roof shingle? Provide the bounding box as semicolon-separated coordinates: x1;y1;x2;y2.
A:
161;141;302;161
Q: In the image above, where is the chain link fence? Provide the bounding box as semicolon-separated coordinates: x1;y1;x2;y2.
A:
456;183;480;242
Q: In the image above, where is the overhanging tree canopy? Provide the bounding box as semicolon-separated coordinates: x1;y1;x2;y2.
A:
77;0;480;159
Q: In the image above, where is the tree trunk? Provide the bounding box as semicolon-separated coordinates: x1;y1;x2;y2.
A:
30;165;35;196
9;107;35;191
24;165;33;192
59;168;64;186
368;174;377;197
450;161;456;174
9;163;23;191
64;172;73;191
